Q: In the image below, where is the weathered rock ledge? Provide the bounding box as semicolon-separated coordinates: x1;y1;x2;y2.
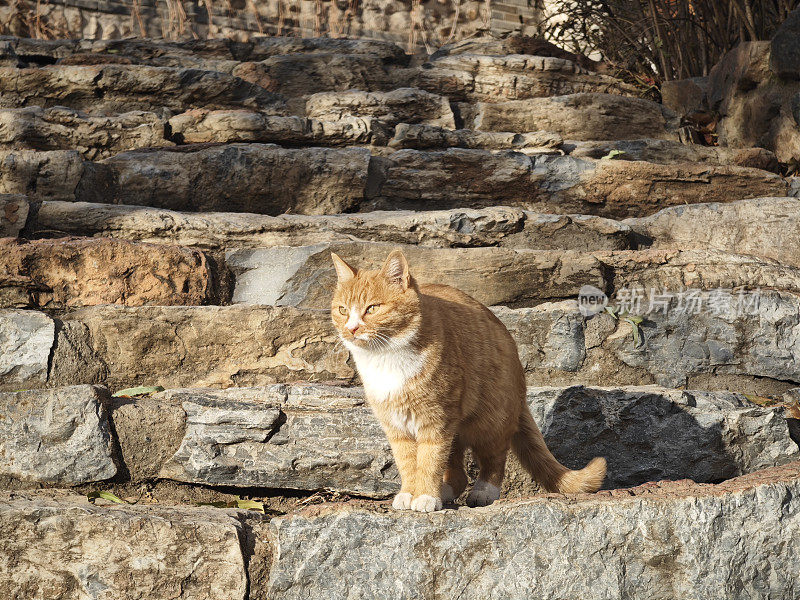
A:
33;201;634;251
3;291;799;395
2;462;799;599
2;146;788;219
5;384;796;496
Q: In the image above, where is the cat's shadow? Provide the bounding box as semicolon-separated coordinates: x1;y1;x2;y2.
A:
529;386;792;489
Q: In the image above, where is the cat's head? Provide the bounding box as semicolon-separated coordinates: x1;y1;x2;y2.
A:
330;250;421;350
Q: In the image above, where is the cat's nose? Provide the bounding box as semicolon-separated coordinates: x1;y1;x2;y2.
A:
346;323;360;334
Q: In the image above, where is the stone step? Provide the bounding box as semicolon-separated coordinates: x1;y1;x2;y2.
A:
224;245;800;308
0;64;286;114
0;237;219;309
0;35;411;66
369;151;790;218
3;463;799;599
388;124;564;152
266;464;800;599
0;490;257;600
562;139;779;171
2;104;779;174
5;145;786;219
3;45;403;110
388;125;779;171
625;196;800;267
0;107;393;156
0;145;373;214
0;107;173;159
3;229;796;312
413;54;637;101
33;202;634;252
464;92;678;141
168;111;392;147
3;290;799;395
3;383;795;497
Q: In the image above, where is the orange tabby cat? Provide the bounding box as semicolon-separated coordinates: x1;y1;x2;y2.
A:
331;249;606;512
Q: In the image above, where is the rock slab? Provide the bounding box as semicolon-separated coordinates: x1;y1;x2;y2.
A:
129;384;798;497
0;309;53;390
0;385;117;485
0;491;249;600
158;385;396;496
0;237;213;308
268;464;800;600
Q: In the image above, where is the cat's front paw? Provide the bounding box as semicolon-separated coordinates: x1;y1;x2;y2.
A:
466;480;501;507
392;492;413;510
410;494;442;512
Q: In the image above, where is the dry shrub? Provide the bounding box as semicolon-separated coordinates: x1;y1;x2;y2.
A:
539;0;800;82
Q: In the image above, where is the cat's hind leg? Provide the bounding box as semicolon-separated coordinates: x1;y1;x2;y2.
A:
442;438;468;503
466;443;508;507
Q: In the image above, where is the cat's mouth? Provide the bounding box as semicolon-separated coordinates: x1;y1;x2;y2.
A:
340;331;372;346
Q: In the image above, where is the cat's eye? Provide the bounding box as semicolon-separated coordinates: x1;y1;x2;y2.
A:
365;304;379;314
338;306;347;315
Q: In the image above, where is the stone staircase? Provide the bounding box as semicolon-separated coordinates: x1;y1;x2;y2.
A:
1;33;799;599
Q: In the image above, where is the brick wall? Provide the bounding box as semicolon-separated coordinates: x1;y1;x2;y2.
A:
0;0;543;51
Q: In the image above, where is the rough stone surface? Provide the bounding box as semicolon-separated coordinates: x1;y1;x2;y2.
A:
267;464;800;600
108;394;186;481
0;491;249;600
601;290;800;389
625;197;800;267
0;309;53;391
388;123;563;151
224;245;800;309
225;243;605;308
770;7;800;79
414;54;637;101
168;110;391;146
0;64;286;114
596;248;800;295
564;139;780;171
0;385;117;485
373;150;789;218
471;93;678;140
50;305;353;389
0;193;28;237
572;160;788;219
0;149;83;202
498;293;800;395
0;106;170;159
257;53;394;101
0;36;410;66
158;385;397;496
708;41;800;163
0;237;213;308
84;144;372;215
114;384;798;496
305;88;455;128
34;201;634;252
28;290;800;395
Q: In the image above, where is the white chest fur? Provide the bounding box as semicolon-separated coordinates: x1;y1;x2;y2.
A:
342;331;425;404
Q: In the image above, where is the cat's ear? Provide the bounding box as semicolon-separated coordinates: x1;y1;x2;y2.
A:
381;250;410;290
331;252;356;283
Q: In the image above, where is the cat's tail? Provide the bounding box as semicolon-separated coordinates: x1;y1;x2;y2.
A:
512;408;606;493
